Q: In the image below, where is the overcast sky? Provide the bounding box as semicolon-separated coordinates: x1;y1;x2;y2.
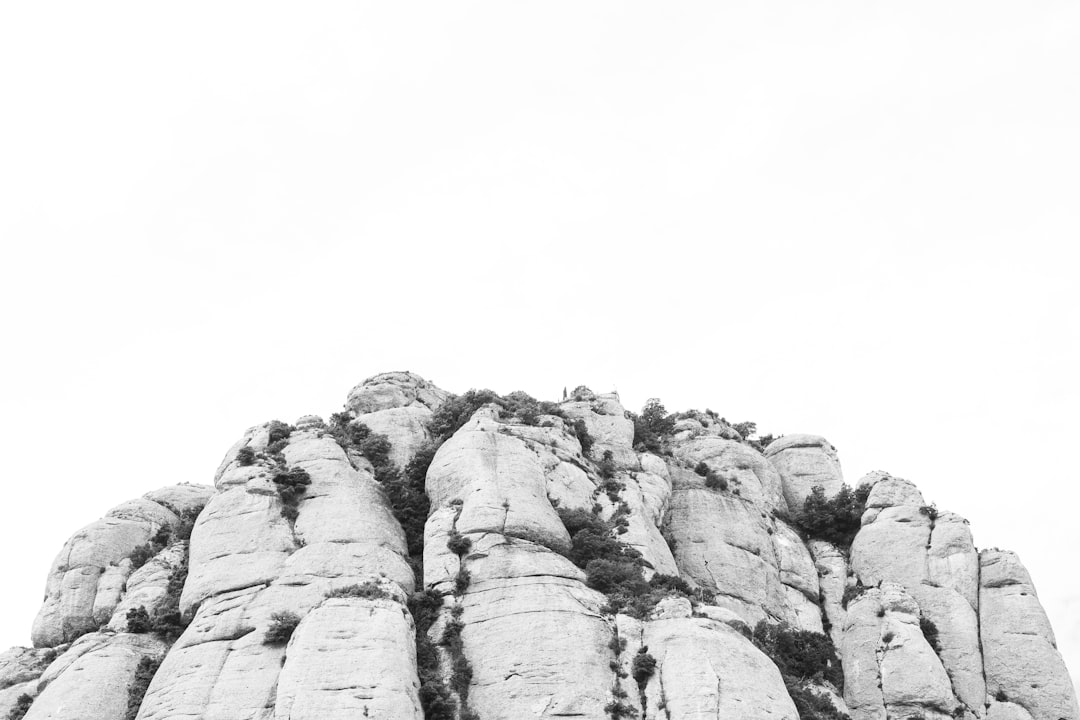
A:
1;0;1077;690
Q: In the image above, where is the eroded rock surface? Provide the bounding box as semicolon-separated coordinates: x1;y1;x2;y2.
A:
7;371;1077;720
765;434;843;513
980;550;1079;720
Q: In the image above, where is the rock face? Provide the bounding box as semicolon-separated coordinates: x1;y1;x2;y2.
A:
4;372;1075;720
765;434;844;514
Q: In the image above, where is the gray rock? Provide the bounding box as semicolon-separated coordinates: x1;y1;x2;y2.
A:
980;550;1079;720
764;434;844;514
25;633;167;720
345;371;449;414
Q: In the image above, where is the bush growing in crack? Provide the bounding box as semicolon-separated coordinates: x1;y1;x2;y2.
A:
752;620;844;691
571;418;595;456
236;446;256;466
264;611;302;645
447;532;472;557
126;606;153;634
841;583;869;609
630;398;675;454
128;525;172;571
125;656;162;720
704;470;728;491
8;694;33;720
326;582;394;600
557;508;702;618
920;616;941;654
272;466;312;523
795;484;871;548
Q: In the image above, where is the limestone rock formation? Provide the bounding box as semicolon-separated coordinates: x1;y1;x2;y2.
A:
3;371;1075;720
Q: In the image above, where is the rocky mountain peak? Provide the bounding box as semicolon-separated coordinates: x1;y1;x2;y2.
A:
1;371;1074;720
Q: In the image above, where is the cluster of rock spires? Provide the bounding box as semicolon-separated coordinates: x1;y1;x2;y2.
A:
1;371;1075;720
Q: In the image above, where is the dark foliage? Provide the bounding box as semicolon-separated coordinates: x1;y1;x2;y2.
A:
558;508;641;570
694;461;709;476
125;657;162;720
732;421;757;440
454;568;471;595
571;419;594;456
632;398;675;453
127;606;152;634
840;584;868;610
752;621;844;691
598;450;617;480
632;647;657;686
377;464;429;558
557;508;699;618
272;466;312;521
171;507;200;543
358;432;393;466
266;420;293;444
755;433;779;451
795;484;871;548
8;694;32;720
449;654;474;701
429;389;503;440
404;441;439;487
264;611;301;644
129;520;182;571
920;616;941;653
586;559;649;595
558;507;608;538
446;532;472;557
408;590;444;633
704;471;728;491
786;680;851;720
128;543;158;571
327;582;393;600
236;447;256;466
272;466;312;491
604;700;636;719
648;573;694;595
328;411;352;428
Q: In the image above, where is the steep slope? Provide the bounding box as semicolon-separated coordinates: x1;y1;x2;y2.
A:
2;372;1075;720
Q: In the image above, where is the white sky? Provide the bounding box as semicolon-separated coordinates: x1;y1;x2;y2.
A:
1;0;1077;690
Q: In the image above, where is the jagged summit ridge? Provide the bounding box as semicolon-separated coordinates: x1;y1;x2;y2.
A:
1;371;1075;720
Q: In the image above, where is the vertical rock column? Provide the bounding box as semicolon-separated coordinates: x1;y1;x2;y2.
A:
424;410;615;720
137;416;420;720
980;550;1079;720
850;475;984;717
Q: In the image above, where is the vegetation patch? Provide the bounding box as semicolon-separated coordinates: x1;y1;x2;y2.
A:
126;606;153;634
125;656;162;720
330;415;430;557
752;620;844;690
327;582;394;600
557;507;703;619
794;484;871;548
920;616;941;654
236;446;256;466
272;466;312;523
784;680;850;720
632;646;657;712
264;611;302;644
446;532;472;557
8;693;33;720
631;398;675;454
840;583;869;610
